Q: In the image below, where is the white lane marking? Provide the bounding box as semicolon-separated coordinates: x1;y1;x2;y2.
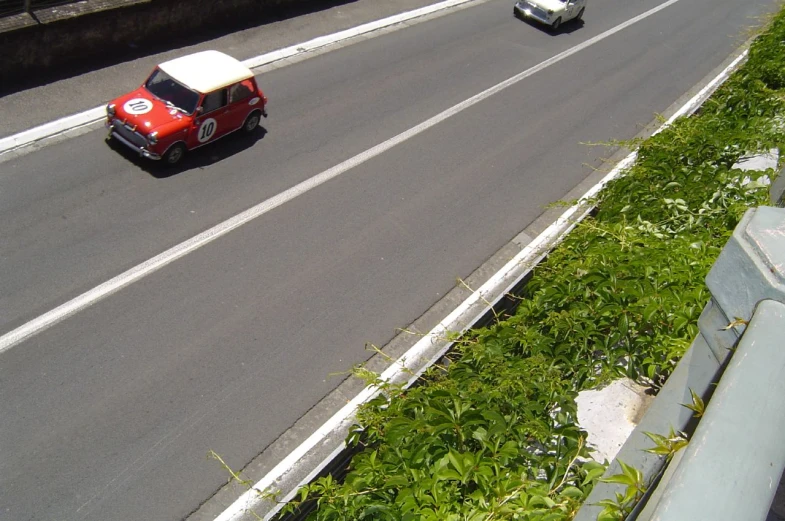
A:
0;107;105;153
0;0;683;355
0;0;477;155
215;44;747;521
241;0;478;69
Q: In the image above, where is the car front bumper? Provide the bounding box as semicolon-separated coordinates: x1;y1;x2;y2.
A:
106;119;161;160
514;2;553;25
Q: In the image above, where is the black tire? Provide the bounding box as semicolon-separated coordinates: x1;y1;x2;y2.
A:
551;17;562;31
162;143;186;166
243;111;261;133
514;7;522;19
575;7;585;21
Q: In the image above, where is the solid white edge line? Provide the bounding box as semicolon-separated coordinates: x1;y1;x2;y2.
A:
0;0;476;155
0;0;682;356
0;107;106;151
211;2;740;519
241;0;475;69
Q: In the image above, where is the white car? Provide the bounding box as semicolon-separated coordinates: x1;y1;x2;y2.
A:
514;0;586;31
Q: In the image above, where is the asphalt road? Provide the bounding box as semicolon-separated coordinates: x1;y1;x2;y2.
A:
0;0;778;520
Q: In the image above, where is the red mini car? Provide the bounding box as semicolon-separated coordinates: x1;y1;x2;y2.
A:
106;50;268;165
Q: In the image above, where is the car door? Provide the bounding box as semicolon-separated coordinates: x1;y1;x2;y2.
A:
189;88;233;148
226;78;258;129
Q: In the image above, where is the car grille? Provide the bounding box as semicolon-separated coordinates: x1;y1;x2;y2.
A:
521;1;549;19
111;121;148;148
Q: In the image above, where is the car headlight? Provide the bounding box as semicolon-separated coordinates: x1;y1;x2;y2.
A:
148;131;158;145
106;103;116;116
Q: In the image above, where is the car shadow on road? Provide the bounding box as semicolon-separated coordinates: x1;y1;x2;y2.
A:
106;126;268;178
553;19;585;35
515;16;585;35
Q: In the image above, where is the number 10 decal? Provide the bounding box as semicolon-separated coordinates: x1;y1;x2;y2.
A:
198;118;218;143
123;98;153;115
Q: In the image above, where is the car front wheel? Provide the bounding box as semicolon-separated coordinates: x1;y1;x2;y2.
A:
243;111;262;133
551;17;562;31
163;143;186;166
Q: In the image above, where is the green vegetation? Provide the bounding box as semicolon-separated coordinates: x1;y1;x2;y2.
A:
270;9;785;521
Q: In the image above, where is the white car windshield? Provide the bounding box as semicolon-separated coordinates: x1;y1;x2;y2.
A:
144;69;200;115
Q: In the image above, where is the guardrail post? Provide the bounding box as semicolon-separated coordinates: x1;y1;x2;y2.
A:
574;206;785;521
773;163;785;207
698;206;785;364
635;206;785;521
637;299;785;521
23;0;32;14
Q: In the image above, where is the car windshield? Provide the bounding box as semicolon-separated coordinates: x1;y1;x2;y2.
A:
144;68;200;115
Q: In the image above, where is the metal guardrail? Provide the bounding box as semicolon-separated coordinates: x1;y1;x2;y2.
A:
575;204;785;521
636;298;785;521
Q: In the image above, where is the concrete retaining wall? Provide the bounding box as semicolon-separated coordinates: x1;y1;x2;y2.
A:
1;0;345;88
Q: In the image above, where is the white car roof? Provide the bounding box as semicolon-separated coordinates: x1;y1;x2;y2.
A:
158;50;254;94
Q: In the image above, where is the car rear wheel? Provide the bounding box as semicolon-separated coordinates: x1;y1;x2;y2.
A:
243;111;261;133
551;17;562;31
163;143;186;166
575;7;585;21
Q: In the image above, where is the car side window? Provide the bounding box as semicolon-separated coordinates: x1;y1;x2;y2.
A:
201;89;228;114
228;79;255;104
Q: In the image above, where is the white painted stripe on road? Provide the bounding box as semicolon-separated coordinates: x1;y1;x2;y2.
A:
242;0;478;69
0;0;683;355
0;107;106;153
0;0;477;156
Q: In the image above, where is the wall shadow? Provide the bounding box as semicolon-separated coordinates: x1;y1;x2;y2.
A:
0;0;357;97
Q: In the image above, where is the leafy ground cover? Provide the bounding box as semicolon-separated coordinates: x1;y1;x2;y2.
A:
275;9;785;521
